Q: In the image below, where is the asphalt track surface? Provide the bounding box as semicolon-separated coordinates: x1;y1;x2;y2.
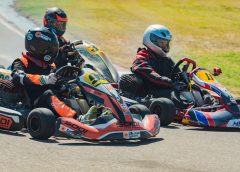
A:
0;9;240;172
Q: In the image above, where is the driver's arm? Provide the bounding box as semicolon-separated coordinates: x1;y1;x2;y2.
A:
170;58;181;73
131;51;173;88
11;58;55;86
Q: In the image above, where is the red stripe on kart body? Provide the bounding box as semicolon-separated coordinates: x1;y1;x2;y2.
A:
202;112;215;127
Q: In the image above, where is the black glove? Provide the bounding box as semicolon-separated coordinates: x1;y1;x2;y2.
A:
60;43;73;54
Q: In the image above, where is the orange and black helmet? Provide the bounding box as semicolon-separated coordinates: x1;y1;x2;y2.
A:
43;7;68;36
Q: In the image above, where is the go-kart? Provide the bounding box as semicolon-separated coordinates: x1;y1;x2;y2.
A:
170;58;240;128
120;57;240;128
71;41;177;126
0;41;160;141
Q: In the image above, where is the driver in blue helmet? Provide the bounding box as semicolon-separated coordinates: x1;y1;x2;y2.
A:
129;24;190;108
11;27;77;118
126;24;215;108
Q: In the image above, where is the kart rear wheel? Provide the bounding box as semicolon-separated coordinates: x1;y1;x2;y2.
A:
27;108;56;140
149;98;176;126
129;104;150;119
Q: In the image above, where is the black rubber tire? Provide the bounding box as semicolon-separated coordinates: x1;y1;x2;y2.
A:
149;98;176;126
129;104;150;119
27;108;56;140
0;65;5;69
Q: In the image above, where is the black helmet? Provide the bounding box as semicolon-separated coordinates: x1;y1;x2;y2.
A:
25;27;59;64
43;7;68;36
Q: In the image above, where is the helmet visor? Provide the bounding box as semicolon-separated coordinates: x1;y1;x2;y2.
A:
53;20;67;33
150;33;170;53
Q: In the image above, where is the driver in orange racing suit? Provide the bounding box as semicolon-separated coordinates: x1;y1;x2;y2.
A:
11;27;76;118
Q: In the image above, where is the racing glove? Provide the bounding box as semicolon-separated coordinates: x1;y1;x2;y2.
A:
40;73;57;85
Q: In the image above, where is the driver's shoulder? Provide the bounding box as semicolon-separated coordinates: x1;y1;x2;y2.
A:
136;48;150;60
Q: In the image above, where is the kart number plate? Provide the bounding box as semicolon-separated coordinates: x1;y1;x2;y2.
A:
123;131;140;139
196;70;215;83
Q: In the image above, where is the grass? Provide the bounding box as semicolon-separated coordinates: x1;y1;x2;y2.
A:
15;0;240;96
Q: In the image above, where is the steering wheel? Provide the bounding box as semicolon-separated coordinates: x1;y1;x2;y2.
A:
55;65;82;83
171;57;196;84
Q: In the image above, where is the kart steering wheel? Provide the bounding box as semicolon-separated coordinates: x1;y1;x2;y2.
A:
55;65;82;83
171;57;196;84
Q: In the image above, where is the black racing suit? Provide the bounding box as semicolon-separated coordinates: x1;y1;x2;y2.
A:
11;53;76;118
131;48;189;108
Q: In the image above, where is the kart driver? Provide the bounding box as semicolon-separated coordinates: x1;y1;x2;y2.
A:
131;24;215;108
11;27;77;118
43;7;78;68
131;24;191;108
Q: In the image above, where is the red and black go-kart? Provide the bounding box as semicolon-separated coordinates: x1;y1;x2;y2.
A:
170;58;240;128
0;41;160;141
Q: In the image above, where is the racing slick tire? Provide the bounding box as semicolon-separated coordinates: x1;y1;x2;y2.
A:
149;98;176;126
27;108;56;140
129;104;150;119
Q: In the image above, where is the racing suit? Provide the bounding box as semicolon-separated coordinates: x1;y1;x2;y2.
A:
131;48;189;108
11;53;76;118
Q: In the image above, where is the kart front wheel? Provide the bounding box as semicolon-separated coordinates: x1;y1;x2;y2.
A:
27;108;56;140
149;98;176;126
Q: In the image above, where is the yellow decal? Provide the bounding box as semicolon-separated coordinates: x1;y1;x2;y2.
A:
86;44;101;56
0;69;11;80
196;70;215;83
83;72;109;87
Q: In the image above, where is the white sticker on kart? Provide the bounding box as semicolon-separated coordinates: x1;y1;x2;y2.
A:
123;131;140;139
227;119;240;128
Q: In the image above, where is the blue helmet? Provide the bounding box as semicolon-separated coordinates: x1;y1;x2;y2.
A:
143;24;172;56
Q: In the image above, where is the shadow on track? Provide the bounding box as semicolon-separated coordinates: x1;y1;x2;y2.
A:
186;127;240;132
29;138;60;143
58;137;163;147
0;129;26;137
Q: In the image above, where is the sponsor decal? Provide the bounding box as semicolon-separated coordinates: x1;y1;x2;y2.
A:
129;131;140;139
227;119;240;128
35;32;52;41
44;55;52;62
62;121;88;135
117;121;140;128
123;131;140;139
84;72;108;87
0;115;12;129
123;131;129;139
27;33;33;40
